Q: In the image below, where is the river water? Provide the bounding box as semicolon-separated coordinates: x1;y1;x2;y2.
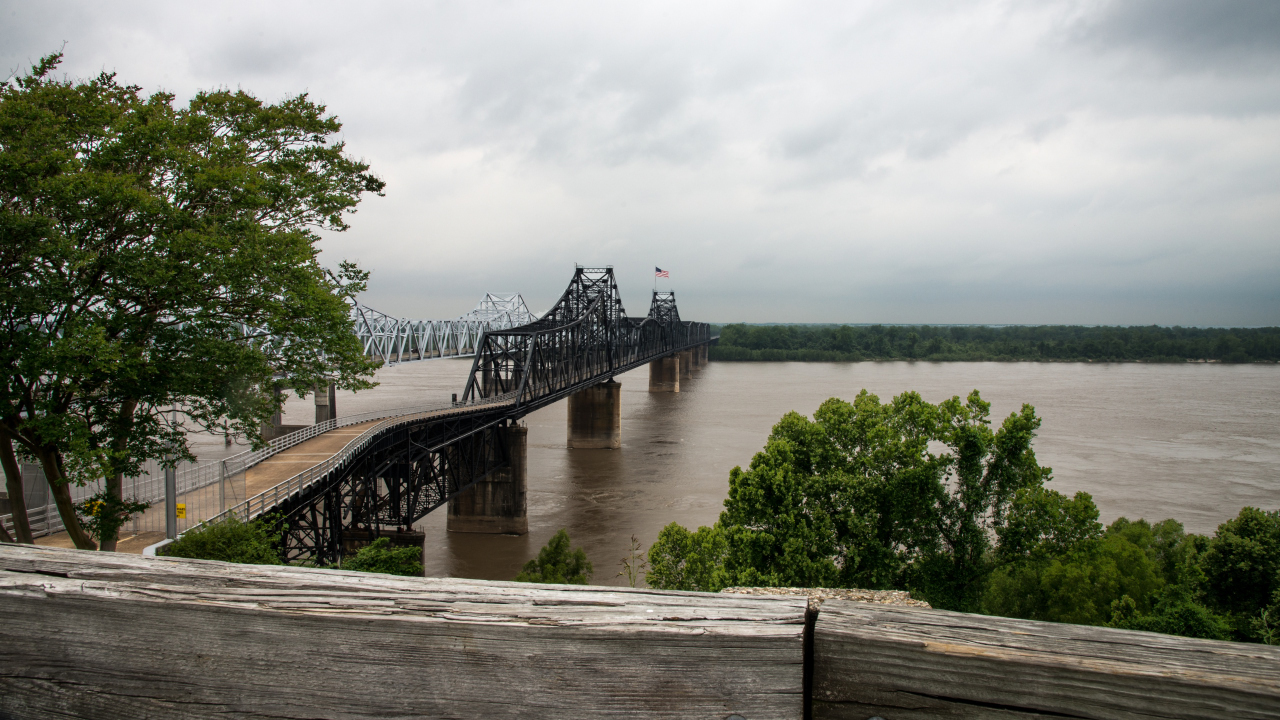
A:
205;360;1280;586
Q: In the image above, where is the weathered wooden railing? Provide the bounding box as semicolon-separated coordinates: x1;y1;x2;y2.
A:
1;545;1278;720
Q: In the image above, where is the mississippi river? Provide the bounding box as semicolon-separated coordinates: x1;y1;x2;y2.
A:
240;360;1280;585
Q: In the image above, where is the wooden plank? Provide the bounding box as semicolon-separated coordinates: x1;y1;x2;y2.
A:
812;600;1280;719
0;545;805;719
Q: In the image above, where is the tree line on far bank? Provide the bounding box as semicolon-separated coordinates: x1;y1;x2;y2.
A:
643;390;1280;645
709;324;1280;363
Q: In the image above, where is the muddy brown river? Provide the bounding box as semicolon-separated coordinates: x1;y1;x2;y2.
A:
192;360;1279;586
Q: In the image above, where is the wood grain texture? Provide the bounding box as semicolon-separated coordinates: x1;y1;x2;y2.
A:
0;545;804;720
812;600;1280;720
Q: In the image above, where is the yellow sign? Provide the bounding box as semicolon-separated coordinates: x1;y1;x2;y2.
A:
175;503;187;519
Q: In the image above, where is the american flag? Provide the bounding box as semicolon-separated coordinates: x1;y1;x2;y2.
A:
655;267;669;278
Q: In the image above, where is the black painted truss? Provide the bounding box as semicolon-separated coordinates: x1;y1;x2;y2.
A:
462;267;709;413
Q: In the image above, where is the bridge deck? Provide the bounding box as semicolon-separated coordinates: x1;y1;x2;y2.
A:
243;420;382;497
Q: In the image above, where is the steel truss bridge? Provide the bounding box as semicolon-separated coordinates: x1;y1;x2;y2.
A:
351;293;538;365
215;268;709;564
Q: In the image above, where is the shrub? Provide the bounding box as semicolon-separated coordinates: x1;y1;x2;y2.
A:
515;529;593;584
163;516;282;565
343;537;423;576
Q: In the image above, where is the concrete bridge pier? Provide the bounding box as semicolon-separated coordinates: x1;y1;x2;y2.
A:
648;355;680;392
314;383;337;423
567;380;621;449
679;350;694;381
447;425;528;535
262;384;308;441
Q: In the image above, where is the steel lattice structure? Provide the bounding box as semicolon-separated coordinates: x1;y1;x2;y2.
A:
350;293;538;365
252;267;708;564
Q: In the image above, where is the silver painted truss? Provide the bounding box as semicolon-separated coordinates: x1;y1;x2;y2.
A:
350;293;539;365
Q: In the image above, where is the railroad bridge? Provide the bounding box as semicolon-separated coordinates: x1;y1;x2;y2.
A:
215;267;711;564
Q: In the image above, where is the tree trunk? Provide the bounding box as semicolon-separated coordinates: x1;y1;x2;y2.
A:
100;398;139;552
37;447;96;550
99;472;123;552
0;435;32;544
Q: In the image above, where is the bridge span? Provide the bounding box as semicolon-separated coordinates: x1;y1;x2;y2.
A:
209;267;712;564
350;292;538;366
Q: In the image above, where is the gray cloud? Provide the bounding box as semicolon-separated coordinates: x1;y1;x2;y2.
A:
1074;0;1280;67
2;0;1278;325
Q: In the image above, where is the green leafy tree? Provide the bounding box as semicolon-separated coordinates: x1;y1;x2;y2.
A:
711;323;1280;363
1109;584;1231;640
648;522;729;591
648;390;1051;611
984;517;1166;626
343;537;423;577
991;486;1104;565
1199;507;1280;640
647;392;1280;643
0;53;382;549
162;516;283;565
515;528;593;584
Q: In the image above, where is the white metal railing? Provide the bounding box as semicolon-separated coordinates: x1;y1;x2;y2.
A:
204;391;519;528
1;458;207;539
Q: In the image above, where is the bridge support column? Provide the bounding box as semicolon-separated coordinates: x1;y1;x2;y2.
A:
679;350;694;381
262;384;307;441
314;382;336;423
567;380;621;449
700;344;709;366
447;425;528;535
648;355;680;392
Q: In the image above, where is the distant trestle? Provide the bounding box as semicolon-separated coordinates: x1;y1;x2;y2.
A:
350;293;538;365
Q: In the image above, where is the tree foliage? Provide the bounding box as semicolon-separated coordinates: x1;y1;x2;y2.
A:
711;323;1280;363
515;528;593;584
0;53;382;549
74;491;149;546
343;537;423;577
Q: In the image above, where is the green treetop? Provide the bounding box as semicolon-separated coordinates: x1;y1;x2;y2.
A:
516;529;593;584
0;53;383;549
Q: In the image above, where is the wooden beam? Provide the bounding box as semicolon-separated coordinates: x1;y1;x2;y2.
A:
812;600;1280;719
0;545;805;719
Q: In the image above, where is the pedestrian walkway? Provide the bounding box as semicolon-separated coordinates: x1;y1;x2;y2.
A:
31;419;383;555
242;420;381;497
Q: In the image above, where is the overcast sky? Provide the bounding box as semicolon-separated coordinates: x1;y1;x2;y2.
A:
4;1;1279;325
